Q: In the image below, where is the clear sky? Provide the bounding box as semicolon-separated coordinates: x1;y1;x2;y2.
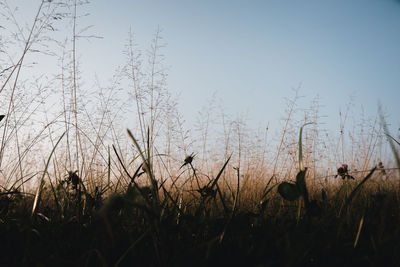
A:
5;0;400;134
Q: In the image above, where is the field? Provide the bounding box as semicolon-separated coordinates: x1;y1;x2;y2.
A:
1;1;400;266
1;122;399;266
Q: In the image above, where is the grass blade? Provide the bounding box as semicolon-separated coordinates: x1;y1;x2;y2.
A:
209;154;232;190
379;105;400;177
114;229;149;267
32;131;65;216
107;145;111;186
298;122;312;172
342;167;376;214
354;215;364;248
127;129;160;205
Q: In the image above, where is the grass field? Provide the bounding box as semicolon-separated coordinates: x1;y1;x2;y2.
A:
0;124;399;267
1;1;400;266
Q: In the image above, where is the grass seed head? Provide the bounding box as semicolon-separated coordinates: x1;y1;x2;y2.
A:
180;153;195;169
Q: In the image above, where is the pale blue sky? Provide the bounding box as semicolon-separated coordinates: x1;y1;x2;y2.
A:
7;0;400;134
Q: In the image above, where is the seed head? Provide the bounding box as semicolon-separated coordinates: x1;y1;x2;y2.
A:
184;154;194;164
179;153;195;169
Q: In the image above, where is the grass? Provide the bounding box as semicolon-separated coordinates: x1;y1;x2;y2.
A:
0;1;399;266
0;127;399;267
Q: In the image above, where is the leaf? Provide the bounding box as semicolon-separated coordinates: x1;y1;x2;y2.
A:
259;175;276;204
298;122;312;171
208;154;232;190
278;182;300;201
127;129;158;202
259;183;279;207
342;167;376;213
354;215;364;248
296;168;309;205
386;133;400;147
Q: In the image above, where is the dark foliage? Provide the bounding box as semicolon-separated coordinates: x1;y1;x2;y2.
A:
0;184;399;267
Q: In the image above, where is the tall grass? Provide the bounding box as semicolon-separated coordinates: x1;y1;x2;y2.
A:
0;1;399;266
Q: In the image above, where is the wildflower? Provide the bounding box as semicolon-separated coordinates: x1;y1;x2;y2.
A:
337;164;348;176
335;164;355;180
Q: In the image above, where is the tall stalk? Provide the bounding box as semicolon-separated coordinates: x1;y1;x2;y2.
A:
72;0;80;172
0;1;45;168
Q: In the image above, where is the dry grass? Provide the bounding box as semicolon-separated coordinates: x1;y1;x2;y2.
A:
0;1;399;266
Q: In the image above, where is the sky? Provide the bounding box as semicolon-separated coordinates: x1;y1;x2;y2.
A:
4;0;400;135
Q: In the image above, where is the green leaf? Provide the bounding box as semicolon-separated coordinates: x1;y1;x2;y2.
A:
278;182;300;201
298;122;312;171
